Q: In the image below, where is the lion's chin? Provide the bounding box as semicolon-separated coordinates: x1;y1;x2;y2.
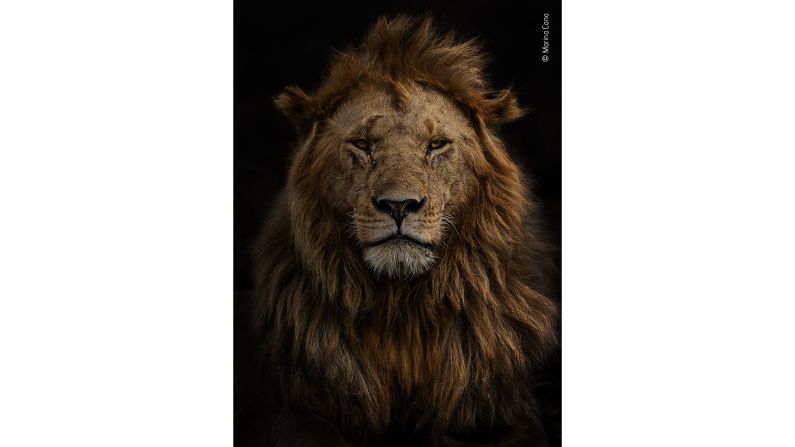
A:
362;239;436;279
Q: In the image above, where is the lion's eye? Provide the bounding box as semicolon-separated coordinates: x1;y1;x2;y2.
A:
351;139;371;151
427;139;448;151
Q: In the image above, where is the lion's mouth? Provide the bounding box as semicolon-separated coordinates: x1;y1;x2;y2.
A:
364;234;435;250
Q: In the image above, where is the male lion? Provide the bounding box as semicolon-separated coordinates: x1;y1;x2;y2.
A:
252;16;559;447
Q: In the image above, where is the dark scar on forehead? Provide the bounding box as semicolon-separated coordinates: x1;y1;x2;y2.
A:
424;118;435;135
365;114;383;131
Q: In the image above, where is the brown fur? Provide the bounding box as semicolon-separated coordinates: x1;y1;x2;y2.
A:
253;15;559;446
274;15;525;133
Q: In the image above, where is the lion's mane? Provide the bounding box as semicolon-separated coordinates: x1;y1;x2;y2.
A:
252;15;559;445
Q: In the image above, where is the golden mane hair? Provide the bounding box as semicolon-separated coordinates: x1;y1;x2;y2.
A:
252;15;559;445
274;15;525;132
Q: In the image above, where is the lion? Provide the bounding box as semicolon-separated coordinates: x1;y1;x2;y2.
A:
251;15;559;447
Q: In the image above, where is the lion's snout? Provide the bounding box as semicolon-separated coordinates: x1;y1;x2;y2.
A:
372;196;427;228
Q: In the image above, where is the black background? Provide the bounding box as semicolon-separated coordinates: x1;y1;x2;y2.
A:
235;1;560;445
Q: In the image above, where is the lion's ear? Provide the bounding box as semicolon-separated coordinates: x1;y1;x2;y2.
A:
274;86;317;132
484;89;526;126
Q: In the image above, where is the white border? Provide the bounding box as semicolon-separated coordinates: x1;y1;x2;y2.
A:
563;1;795;445
0;1;233;445
1;1;795;445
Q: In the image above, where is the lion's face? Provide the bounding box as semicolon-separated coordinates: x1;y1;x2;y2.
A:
320;84;478;278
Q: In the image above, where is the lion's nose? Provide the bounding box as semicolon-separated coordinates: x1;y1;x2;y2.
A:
373;197;426;228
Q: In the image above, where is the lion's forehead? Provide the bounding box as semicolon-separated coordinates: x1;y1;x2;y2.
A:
329;84;470;138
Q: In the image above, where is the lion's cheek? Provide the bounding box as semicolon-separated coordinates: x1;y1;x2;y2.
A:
332;154;369;211
445;169;477;214
344;170;371;210
429;150;473;211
